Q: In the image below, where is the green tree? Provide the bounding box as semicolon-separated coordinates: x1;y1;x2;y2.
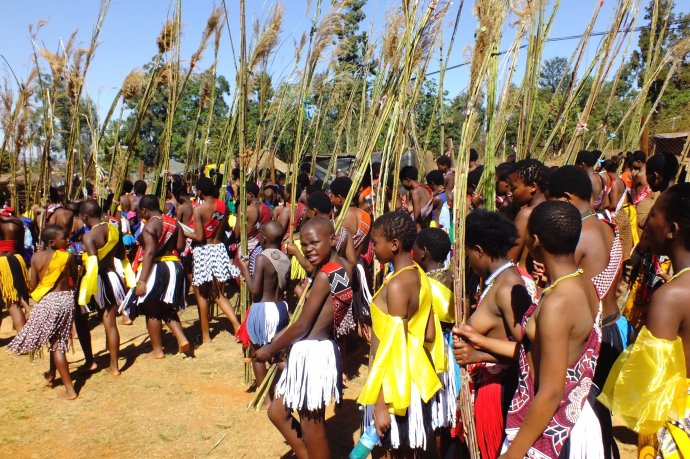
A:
627;0;690;132
117;62;231;167
29;72;98;171
539;56;568;93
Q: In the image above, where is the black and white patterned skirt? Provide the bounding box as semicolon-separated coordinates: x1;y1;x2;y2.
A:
120;260;185;321
191;243;240;286
92;270;126;311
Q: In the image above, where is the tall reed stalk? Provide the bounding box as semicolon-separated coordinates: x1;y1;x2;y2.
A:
65;0;110;199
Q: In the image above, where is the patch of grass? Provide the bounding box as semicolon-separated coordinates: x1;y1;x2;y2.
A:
0;433;21;447
7;406;31;421
158;425;184;443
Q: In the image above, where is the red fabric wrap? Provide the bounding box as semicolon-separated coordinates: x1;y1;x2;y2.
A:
0;240;16;252
472;364;505;459
235;304;252;349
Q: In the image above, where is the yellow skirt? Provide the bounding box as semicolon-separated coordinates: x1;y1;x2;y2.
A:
0;254;29;304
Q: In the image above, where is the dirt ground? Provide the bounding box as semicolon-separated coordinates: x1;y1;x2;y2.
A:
0;303;638;458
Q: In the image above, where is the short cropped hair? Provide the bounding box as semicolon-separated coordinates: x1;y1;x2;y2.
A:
301;215;334;236
41;224;66;246
575;150;596;168
437;155;452;168
548;166;593;201
416;227;451;262
466;209;518;259
372;211;417;251
527;201;581;255
469;148;479;162
329;177;352;198
399;165;418;181
633;150;647;163
197;177;216;197
245;181;260;197
305;182;322;196
138;194;161;213
660;183;690;250
496;162;513;182
307;190;332;214
133;180;147;195
603;158;620;173
426;170;445;187
647;152;680;191
122;180;134;194
79;199;102;218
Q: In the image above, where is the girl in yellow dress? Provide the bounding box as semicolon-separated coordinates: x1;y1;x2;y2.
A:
358;211;442;455
600;183;690;458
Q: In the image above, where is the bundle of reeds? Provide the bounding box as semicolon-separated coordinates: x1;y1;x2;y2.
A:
0;68;38;210
336;0;447;232
562;0;637;162
63;0;110;199
450;1;510;456
287;0;352;237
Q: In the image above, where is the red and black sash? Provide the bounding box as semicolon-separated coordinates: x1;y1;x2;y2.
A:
203;199;226;239
320;261;353;334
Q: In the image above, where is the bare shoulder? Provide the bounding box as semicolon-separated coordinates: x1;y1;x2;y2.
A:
32;250;50;265
82;228;94;242
647;280;688;339
386;268;421;299
538;286;578;320
514;206;531;228
496;270;527;302
310;270;332;295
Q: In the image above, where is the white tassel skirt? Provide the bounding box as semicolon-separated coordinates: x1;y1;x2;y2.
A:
92;270;126;311
430;331;459;430
274;339;342;413
362;383;433;451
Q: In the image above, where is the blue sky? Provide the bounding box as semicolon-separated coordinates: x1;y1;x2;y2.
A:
0;0;649;120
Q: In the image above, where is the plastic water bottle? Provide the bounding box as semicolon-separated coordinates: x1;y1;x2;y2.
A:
349;424;380;459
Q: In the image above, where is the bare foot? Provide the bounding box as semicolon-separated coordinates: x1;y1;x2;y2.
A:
58;390;78;400
178;341;190;355
245;380;257;393
147;350;165;359
43;371;56;388
106;365;121;376
121;315;133;326
80;360;98;372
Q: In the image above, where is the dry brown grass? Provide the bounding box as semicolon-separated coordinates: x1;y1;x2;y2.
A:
0;305;366;458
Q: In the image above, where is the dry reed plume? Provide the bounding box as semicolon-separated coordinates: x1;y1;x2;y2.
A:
122;69;145;100
157;20;176;54
248;2;284;74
